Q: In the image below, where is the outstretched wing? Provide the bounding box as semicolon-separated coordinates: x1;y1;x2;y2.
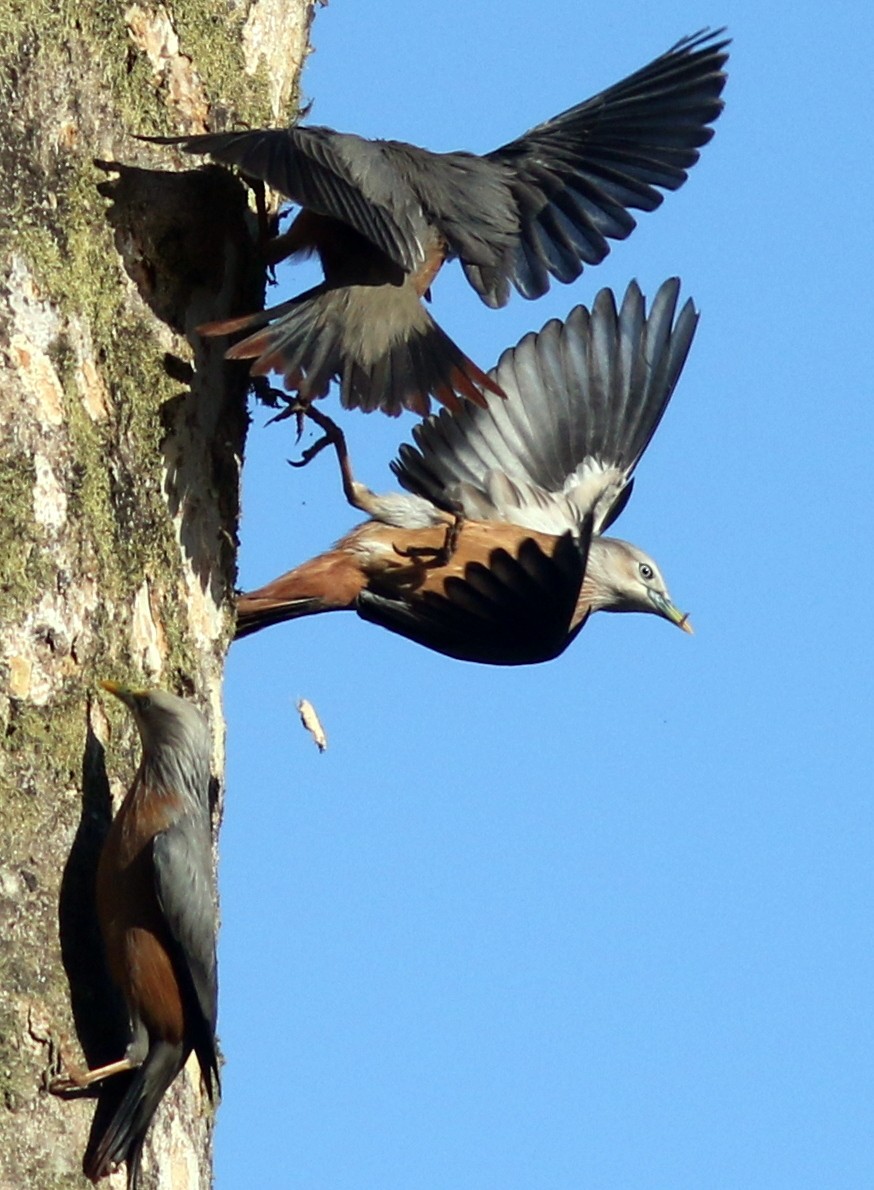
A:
356;525;592;666
153;813;219;1092
142;125;428;274
393;278;698;535
145;30;726;308
462;29;728;306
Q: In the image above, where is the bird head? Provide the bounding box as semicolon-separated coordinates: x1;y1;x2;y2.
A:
101;681;212;776
583;537;692;633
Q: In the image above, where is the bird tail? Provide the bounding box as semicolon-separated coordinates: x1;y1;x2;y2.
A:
199;283;502;417
235;595;334;639
83;1042;183;1190
235;537;370;640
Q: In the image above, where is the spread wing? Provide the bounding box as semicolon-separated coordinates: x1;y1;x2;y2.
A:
144;30;726;308
356;525;592;666
393;278;698;535
462;29;728;306
153;812;219;1091
142;125;428;274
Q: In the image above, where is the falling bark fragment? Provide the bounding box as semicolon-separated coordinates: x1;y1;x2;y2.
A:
297;698;327;752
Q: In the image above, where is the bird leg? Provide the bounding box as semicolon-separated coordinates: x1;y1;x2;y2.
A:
288;405;388;518
244;177;287;280
251;177;269;248
49;1054;138;1096
393;513;464;565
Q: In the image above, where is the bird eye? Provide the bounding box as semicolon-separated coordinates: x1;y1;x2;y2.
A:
639;563;654;581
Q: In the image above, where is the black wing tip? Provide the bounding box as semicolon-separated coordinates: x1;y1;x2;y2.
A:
510;276;691;346
668;26;732;57
502;27;728;302
357;528;588;666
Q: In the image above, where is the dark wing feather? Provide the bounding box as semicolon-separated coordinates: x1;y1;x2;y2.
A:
142;126;427;273
356;525;592;666
152;814;219;1092
465;29;728;305
393;278;698;533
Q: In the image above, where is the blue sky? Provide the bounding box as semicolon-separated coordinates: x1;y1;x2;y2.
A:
217;3;874;1187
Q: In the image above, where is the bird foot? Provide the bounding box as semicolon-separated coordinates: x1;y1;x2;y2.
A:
249;377;312;440
48;1068;92;1096
394;515;463;565
287;429;334;467
287;402;342;465
286;407;378;516
250;375;298;410
267;400;310;440
48;1054;136;1095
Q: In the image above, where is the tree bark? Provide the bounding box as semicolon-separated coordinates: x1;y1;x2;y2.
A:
0;3;313;1186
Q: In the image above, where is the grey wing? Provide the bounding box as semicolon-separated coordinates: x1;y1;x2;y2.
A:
143;126;428;273
153;813;218;1078
393;278;698;534
464;29;728;306
393;144;520;276
356;524;592;666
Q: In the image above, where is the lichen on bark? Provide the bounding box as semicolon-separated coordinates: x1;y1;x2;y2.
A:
0;2;314;1185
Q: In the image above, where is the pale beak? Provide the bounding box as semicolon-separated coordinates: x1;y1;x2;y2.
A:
649;591;693;634
101;679;138;707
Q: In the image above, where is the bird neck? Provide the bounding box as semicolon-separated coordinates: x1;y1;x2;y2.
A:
578;536;626;614
139;743;210;813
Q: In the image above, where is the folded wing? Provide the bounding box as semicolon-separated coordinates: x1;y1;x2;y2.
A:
357;526;592;665
152;815;219;1093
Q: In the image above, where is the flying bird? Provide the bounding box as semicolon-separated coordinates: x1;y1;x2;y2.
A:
235;278;697;665
147;30;727;417
52;683;218;1190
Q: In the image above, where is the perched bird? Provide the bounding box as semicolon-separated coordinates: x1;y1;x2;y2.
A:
52;683;219;1190
148;30;727;416
235;277;696;665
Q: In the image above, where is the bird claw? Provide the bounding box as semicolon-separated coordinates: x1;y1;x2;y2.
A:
266;403;309;439
47;1055;93;1096
394;515;463;565
288;432;334;469
48;1073;89;1096
48;1051;137;1096
281;405;378;519
286;404;348;467
250;376;293;410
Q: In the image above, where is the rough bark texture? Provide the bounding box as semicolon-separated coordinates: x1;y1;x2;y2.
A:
0;3;314;1186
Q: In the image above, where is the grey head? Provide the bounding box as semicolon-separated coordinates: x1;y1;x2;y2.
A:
583;537;691;631
101;681;212;798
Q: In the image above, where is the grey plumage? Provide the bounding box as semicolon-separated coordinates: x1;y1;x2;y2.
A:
234;278;697;661
158;30;726;301
83;686;218;1190
393;278;698;538
146;30;726;415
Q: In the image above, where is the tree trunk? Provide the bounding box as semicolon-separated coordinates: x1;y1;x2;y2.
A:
0;3;313;1186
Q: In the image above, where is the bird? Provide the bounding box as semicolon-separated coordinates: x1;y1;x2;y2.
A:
145;29;727;417
234;277;697;665
51;682;219;1190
